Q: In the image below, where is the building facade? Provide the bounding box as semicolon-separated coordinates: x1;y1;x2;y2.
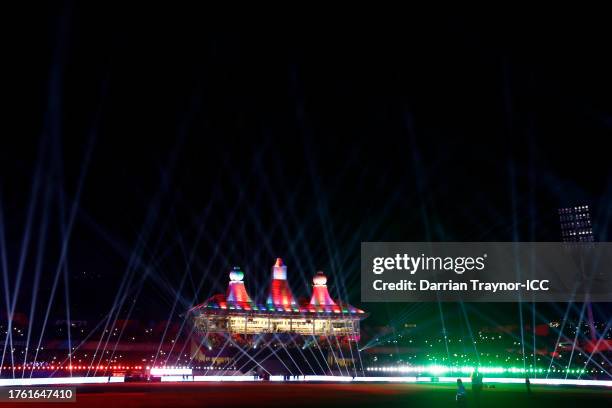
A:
558;205;594;242
189;259;366;341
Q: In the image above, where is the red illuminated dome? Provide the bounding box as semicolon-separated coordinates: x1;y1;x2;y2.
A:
225;267;254;308
309;271;336;307
267;257;296;310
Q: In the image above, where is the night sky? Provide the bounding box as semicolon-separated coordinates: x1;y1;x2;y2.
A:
2;6;611;331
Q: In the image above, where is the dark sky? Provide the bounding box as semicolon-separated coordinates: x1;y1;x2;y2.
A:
2;6;611;329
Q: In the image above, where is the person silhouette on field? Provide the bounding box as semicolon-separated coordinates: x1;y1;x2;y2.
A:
456;378;467;407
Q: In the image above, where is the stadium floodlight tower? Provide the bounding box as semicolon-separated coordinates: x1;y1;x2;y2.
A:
558;204;599;342
558;205;594;242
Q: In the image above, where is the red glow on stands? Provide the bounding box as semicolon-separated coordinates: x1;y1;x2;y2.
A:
585;340;612;353
535;324;550;336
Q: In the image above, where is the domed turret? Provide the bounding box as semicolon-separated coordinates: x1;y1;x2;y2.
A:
313;271;327;286
309;270;336;307
229;266;244;282
272;257;287;280
226;266;253;305
267;258;296;309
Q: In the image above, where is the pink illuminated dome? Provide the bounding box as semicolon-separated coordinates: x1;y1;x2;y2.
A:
313;271;327;286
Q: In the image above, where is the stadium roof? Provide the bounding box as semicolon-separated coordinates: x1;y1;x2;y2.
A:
188;259;365;316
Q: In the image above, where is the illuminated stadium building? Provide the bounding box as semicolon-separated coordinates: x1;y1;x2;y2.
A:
190;258;365;338
188;258;366;369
